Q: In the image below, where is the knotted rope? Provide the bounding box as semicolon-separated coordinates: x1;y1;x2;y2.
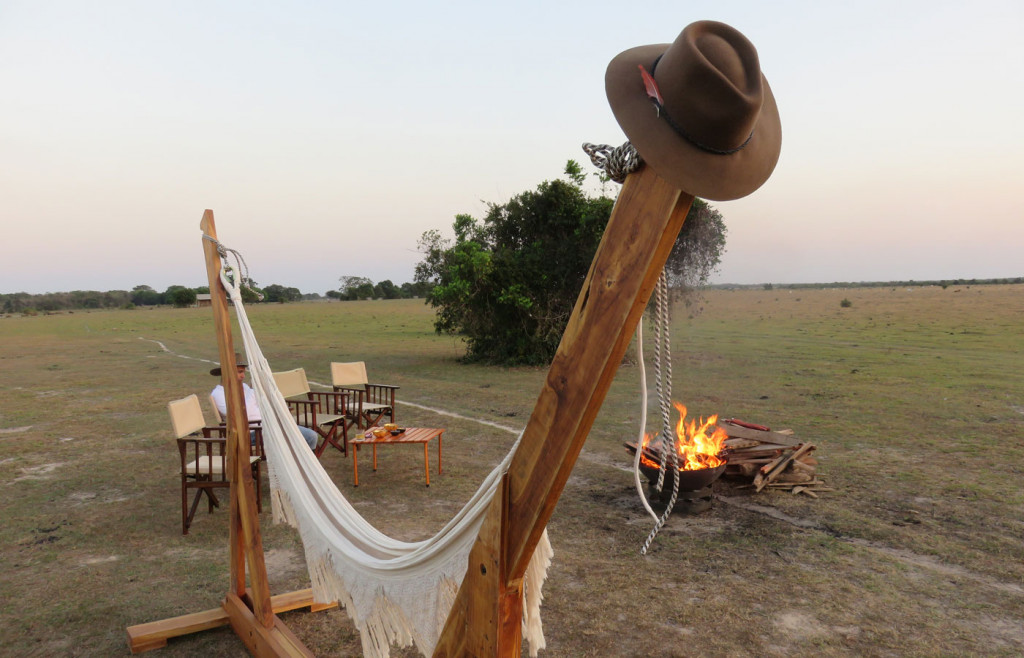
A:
202;234;265;301
581;142;643;183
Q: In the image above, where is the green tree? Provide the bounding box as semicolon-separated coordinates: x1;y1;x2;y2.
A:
400;281;432;298
663;198;728;297
337;275;374;300
415;160;727;365
131;285;161;306
263;284;302;303
375;280;401;299
415;162;614;365
352;282;376;300
167;287;197;308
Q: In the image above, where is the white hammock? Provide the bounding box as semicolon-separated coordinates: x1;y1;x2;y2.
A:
220;264;553;657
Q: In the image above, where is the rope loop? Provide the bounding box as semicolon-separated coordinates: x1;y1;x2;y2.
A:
202;234;265;301
640;271;678;555
581;142;643;183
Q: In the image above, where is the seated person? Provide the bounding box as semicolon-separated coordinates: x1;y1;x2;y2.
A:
210;356;318;451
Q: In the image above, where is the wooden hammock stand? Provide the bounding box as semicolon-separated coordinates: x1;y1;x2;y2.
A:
126;164;694;655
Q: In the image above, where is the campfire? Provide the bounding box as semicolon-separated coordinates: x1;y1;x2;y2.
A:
627;403;729;512
639;402;727;472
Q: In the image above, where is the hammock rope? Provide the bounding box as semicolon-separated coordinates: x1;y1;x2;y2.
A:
209;240;552;658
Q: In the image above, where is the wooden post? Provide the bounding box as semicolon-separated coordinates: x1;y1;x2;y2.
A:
199;209;275;626
435;165;694;655
125;211;338;655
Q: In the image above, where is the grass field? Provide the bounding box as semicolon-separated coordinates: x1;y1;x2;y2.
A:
1;284;1022;656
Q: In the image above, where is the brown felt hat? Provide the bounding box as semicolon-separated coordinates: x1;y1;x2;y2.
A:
605;20;781;201
209;352;247;376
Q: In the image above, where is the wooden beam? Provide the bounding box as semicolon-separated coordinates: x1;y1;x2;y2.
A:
223;593;315;658
199;209;274;625
435;165;693;654
126;589;336;654
434;475;523;657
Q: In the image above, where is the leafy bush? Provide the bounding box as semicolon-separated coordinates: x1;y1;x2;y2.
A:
415;161;726;365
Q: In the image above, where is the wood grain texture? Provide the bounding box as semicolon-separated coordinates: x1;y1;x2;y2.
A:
435;166;693;655
200;209;274;626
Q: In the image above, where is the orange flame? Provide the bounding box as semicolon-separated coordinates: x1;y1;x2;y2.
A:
640;402;727;471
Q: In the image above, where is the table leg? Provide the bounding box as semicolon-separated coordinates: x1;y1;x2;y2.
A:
372;445;378;471
424;443;430;486
437;432;443;474
352;445;359;487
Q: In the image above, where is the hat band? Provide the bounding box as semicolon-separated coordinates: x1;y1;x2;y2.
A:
644;55;753;156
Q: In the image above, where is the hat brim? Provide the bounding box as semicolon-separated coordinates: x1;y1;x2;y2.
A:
210;363;246;376
605;43;781;201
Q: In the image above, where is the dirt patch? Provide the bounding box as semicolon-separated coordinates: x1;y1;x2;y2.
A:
67;490;131;506
9;462;65;483
0;425;32;435
975;615;1024;651
774;610;831;640
264;547;304;581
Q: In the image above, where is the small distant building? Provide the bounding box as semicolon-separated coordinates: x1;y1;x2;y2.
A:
195;294;212;308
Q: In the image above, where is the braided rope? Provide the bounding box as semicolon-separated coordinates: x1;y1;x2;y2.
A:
202;234;265;301
581;142;643;183
641;272;679;554
651;275;666;492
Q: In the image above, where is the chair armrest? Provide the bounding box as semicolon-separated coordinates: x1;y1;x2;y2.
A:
364;384;397;407
285;396;320;410
284;397;321;427
309;390;348;415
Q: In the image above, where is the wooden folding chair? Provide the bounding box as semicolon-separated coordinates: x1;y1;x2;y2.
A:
169;394;262;535
330;361;398;429
272;368;350;457
209;393;265;463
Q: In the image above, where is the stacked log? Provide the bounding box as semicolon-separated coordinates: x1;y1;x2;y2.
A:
719;419;830;497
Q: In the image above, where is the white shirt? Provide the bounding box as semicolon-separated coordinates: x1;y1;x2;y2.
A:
211;382;262;422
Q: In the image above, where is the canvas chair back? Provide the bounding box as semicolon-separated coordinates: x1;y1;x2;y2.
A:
274;368;311;399
168;394;206;438
209;395;224;424
331;362;368;388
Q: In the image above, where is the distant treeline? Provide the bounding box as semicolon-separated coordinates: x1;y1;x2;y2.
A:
327;277;432;301
711;277;1024;291
1;285;207;314
2;278;434;314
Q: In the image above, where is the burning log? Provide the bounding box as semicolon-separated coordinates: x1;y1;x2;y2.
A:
623;441;664;465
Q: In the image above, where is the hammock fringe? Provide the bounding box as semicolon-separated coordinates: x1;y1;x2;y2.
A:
217;251;551;657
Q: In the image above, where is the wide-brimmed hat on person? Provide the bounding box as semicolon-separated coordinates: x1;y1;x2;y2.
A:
605;20;781;201
209;352;247;376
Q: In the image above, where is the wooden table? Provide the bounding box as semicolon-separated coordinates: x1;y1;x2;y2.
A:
349;427;444;486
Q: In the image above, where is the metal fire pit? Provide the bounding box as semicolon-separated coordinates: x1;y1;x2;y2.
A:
638;462;726;514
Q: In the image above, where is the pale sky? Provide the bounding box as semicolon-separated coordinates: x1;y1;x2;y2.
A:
2;1;1022;295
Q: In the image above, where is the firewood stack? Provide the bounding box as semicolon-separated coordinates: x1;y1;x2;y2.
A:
719;419;831;497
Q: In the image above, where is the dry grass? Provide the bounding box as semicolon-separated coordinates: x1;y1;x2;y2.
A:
1;285;1022;656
